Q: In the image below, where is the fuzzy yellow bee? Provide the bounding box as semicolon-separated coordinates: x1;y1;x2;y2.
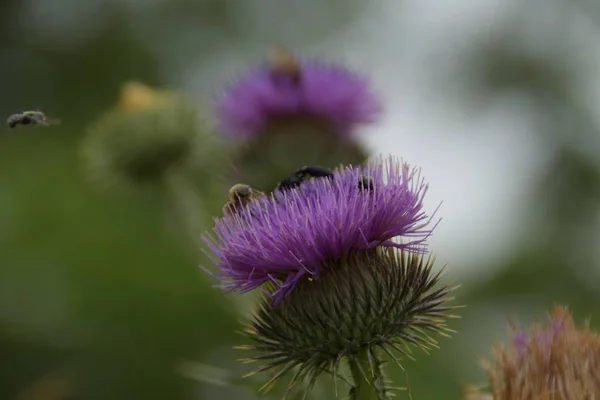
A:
6;110;60;129
269;47;302;84
223;184;267;216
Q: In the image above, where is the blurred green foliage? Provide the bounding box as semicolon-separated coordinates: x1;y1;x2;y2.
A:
0;131;240;399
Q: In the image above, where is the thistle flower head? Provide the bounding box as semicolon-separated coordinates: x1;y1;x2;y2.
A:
82;81;224;186
202;155;436;304
216;52;382;139
239;248;459;394
476;306;600;400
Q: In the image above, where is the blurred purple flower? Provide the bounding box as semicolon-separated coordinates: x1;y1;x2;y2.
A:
511;311;570;360
512;329;530;355
549;312;567;334
201;155;436;304
215;59;382;139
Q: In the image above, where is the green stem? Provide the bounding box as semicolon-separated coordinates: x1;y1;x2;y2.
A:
348;347;387;400
163;170;206;251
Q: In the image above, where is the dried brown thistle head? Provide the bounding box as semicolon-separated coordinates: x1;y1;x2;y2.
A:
471;305;600;400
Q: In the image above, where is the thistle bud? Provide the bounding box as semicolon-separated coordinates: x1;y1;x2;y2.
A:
82;81;224;186
202;155;460;396
215;51;382;190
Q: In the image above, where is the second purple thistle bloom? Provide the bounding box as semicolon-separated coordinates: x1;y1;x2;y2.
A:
202;155;437;304
215;55;382;139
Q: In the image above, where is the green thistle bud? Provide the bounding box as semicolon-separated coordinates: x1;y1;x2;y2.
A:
238;248;460;397
82;82;225;186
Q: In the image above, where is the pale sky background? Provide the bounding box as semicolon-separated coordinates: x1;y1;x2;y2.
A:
349;0;600;277
341;0;550;275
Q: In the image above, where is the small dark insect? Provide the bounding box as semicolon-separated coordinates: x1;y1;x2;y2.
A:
358;176;374;192
6;110;60;129
269;47;302;84
276;165;334;192
224;183;266;216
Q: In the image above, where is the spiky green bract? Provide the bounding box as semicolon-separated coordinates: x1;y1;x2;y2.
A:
238;248;460;397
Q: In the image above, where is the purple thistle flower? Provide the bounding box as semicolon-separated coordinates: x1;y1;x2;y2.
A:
201;155;437;304
215;58;382;139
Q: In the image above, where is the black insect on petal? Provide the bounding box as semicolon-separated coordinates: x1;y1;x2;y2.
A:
276;165;334;192
358;176;374;192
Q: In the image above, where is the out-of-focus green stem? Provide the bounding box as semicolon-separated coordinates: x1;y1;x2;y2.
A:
163;170;206;251
348;347;385;400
